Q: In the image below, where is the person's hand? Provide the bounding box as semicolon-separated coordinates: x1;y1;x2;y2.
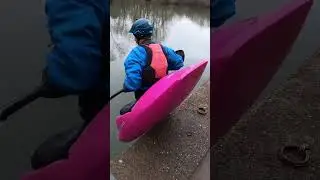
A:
39;70;69;98
122;84;131;93
175;50;185;61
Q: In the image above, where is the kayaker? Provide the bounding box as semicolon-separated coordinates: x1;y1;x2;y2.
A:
40;0;108;122
30;0;108;170
211;0;236;28
122;18;185;101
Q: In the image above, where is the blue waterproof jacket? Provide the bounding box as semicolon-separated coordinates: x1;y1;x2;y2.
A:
211;0;236;27
123;45;184;92
45;0;108;94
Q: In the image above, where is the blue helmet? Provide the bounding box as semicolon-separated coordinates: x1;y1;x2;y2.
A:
129;18;154;38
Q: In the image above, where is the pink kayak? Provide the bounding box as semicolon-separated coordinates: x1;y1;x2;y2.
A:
211;0;313;144
116;60;208;142
20;106;109;180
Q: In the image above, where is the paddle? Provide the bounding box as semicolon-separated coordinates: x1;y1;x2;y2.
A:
0;86;43;121
0;86;123;121
110;89;124;100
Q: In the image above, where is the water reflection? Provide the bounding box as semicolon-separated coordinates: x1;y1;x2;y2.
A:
110;0;209;62
110;0;210;158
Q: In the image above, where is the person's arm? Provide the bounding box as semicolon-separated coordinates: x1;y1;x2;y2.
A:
123;47;147;92
42;0;106;97
162;46;184;70
211;0;236;28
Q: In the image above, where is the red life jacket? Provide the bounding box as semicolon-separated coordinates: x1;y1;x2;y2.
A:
140;43;169;87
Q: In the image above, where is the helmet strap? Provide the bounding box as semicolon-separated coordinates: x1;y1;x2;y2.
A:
134;35;152;45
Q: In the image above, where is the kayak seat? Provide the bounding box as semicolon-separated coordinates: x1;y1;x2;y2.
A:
119;101;136;115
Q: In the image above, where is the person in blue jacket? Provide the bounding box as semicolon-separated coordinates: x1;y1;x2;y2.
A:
30;0;108;170
41;0;108;122
120;18;184;114
211;0;236;28
123;18;184;98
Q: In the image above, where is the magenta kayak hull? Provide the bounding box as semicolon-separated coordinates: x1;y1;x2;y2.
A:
21;106;109;180
211;0;313;145
116;60;208;142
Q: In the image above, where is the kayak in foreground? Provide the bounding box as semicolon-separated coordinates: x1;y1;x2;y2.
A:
20;106;109;180
211;0;313;144
116;60;208;142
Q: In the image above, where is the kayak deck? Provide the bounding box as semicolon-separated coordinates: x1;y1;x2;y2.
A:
211;0;313;145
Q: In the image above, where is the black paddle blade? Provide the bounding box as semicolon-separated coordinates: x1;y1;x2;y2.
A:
31;126;84;170
119;101;136;115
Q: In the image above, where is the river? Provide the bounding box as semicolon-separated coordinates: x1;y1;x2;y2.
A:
110;0;210;158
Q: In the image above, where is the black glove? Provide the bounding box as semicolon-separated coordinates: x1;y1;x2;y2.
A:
175;50;185;61
39;69;69;98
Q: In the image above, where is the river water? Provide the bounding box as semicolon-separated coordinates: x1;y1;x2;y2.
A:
110;0;210;158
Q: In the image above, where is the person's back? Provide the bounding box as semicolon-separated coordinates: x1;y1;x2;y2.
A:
123;18;185;100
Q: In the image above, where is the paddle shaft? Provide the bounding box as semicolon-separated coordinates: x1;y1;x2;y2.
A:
110;89;124;100
0;87;124;121
0;87;43;121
